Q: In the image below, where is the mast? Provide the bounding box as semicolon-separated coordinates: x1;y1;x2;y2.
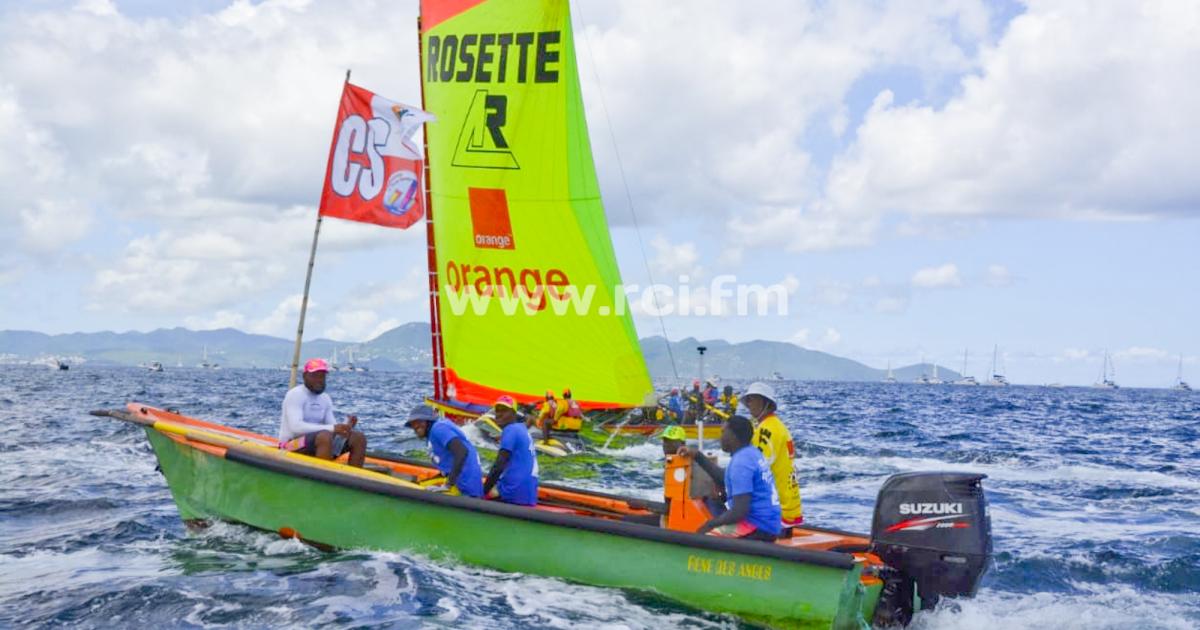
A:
417;12;447;401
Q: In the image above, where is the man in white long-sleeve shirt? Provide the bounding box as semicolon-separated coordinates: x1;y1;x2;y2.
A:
279;358;367;467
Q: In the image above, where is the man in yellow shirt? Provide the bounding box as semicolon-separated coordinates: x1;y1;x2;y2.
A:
742;382;802;535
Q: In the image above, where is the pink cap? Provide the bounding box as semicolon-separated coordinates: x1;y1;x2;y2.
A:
303;358;329;373
494;395;517;411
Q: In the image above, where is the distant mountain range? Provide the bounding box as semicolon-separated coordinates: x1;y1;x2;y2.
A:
0;323;959;382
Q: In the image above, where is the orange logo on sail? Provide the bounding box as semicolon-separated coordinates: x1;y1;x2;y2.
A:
468;187;515;250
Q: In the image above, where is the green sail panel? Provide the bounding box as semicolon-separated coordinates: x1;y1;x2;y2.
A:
420;0;651;408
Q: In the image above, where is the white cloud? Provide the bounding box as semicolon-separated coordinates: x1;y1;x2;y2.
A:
321;309;401;343
184;309;247;331
791;326;841;350
813;280;853;306
874;296;908;313
825;0;1200;224
1114;346;1170;361
18;200;93;254
985;264;1013;287
649;236;702;280
248;294;307;338
911;263;962;288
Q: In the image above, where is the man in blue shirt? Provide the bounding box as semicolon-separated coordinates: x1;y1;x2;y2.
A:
666;388;685;422
404;404;483;498
482;395;539;506
687;415;781;541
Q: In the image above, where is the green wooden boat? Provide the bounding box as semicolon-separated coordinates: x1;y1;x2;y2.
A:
97;404;992;629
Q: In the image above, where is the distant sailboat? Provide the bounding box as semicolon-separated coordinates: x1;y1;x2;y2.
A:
953;349;978;385
914;356;931;384
199;346;220;370
1173;354;1191;391
929;361;943;385
883;360;897;383
984;345;1009;386
1093;350;1118;389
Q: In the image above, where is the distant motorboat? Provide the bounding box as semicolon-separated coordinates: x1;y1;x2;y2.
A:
1093;350;1119;390
770;371;784;381
55;359;69;371
148;361;164;372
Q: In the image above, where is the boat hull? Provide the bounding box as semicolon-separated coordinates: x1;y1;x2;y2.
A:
141;422;877;628
601;423;723;440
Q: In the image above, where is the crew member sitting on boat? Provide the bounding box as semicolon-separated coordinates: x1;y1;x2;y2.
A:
404;403;483;498
666;388;684;422
684;415;781;541
559;388;583;430
278;358;367;467
743;382;803;534
684;380;704;423
483;395;539;506
703;380;719;406
535;390;560;443
640;392;665;423
719;385;738;417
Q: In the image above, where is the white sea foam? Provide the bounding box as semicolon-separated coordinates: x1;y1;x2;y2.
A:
912;588;1199;630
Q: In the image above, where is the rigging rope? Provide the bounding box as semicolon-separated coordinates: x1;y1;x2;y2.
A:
575;3;679;381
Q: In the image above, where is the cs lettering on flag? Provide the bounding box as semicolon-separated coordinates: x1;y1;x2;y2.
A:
319;83;435;229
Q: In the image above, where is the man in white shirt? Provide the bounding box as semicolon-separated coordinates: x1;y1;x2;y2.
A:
279;358;367;467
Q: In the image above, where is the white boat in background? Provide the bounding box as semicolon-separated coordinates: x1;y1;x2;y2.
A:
1093;350;1118;389
148;361;164;372
929;362;943;385
1174;354;1192;391
953;349;978;385
914;357;932;384
883;360;897;383
984;345;1009;386
199;346;220;370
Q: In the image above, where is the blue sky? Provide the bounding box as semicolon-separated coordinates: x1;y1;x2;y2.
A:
0;0;1196;387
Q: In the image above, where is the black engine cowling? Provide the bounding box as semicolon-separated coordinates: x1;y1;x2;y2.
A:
869;472;992;624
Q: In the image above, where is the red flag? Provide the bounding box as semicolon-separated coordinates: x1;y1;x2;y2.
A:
318;83;435;229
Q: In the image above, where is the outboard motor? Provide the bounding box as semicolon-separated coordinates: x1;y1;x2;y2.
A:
869;472;992;626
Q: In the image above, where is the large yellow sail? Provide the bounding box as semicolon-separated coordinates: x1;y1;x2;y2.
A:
420;0;651;408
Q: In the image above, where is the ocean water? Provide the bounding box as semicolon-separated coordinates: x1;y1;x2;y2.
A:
2;366;1198;629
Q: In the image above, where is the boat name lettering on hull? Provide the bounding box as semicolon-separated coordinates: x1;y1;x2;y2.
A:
426;31;561;84
686;554;773;581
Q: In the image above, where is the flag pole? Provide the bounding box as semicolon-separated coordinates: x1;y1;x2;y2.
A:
290;69;351;389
